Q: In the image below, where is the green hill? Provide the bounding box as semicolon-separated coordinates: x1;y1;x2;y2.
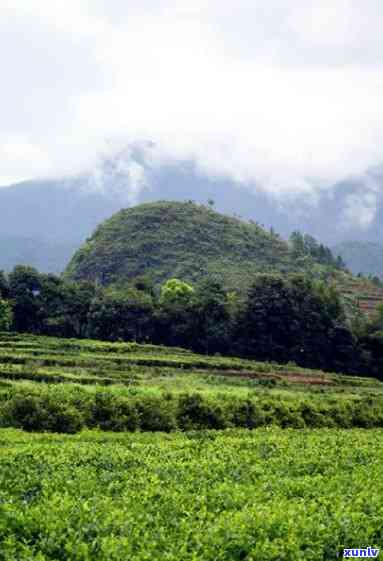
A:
65;201;320;288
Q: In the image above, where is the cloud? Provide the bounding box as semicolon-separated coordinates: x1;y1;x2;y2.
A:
341;175;383;230
1;0;383;203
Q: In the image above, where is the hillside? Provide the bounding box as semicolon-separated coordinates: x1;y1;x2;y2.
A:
331;270;383;318
1;156;383;274
333;240;383;279
64;201;332;288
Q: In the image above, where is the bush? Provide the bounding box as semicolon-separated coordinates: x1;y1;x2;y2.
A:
90;392;139;431
260;400;305;428
2;395;83;434
299;402;333;428
177;393;228;430
135;396;176;432
230;399;266;428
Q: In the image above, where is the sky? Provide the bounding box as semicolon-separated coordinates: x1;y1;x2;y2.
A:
1;0;383;206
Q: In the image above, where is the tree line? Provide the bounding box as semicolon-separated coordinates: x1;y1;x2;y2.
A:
0;265;382;378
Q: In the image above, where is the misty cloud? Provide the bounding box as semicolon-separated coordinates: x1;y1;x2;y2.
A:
1;0;383;211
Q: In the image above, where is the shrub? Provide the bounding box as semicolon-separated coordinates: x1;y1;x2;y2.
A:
135;396;177;432
177;393;228;430
90;392;139;431
263;400;305;428
230;399;266;428
299;402;333;428
2;395;83;434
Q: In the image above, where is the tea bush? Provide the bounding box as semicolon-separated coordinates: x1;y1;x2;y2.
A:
0;428;382;560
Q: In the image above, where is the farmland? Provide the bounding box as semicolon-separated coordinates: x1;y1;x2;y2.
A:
1;333;383;432
1;333;383;560
1;428;383;560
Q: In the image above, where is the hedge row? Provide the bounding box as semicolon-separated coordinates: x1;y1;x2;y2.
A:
1;391;383;433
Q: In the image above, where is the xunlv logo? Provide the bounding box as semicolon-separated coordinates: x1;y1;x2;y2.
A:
343;548;380;558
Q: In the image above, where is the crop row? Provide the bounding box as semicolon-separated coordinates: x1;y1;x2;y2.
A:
0;427;382;560
1;387;383;433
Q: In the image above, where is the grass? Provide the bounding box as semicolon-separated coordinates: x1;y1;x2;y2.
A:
0;332;382;398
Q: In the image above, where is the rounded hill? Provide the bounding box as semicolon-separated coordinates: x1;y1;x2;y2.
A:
64;201;296;287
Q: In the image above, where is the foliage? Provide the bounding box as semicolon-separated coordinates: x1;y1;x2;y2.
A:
2;394;83;433
0;262;380;375
233;274;357;371
87;286;154;342
1;333;383;433
0;428;382;559
0;298;12;331
289;231;344;269
159;278;194;305
64;201;323;289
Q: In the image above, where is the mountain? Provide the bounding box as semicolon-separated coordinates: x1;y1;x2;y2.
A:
0;176;126;273
1;150;383;273
333;241;383;279
64;201;308;288
0;236;77;274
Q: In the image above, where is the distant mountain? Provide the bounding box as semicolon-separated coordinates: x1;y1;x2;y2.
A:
333;241;383;279
0;236;77;274
0;176;127;272
1;150;383;273
64;201;313;288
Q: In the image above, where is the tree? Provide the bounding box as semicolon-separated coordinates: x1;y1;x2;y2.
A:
0;298;12;331
87;287;154;342
40;279;96;338
233;273;351;370
192;277;232;354
8;266;44;333
0;271;9;299
289;231;305;258
155;279;196;348
159;279;194;307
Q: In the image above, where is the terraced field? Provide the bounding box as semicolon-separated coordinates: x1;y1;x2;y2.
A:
333;272;383;318
1;333;383;560
0;333;383;432
0;332;382;395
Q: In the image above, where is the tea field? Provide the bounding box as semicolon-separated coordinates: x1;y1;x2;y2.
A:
1;334;383;559
1;428;382;561
1;333;383;432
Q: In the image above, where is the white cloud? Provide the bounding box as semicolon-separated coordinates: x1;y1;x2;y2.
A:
341;175;383;230
1;0;383;202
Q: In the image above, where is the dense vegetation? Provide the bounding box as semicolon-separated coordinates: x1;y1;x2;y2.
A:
64;201;341;289
2;263;383;377
1;332;383;433
2;203;383;560
1;428;382;560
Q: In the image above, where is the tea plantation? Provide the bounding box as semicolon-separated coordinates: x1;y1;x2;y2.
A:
1;429;383;561
0;333;383;559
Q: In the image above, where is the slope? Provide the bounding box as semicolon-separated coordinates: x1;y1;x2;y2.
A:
64;201;306;288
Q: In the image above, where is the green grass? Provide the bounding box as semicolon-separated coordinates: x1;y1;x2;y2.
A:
0;332;382;398
0;428;382;560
